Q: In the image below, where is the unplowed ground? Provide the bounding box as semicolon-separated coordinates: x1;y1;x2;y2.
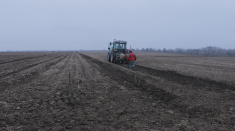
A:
0;52;234;130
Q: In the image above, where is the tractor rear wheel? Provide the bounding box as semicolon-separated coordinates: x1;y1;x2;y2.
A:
107;54;110;62
111;55;114;63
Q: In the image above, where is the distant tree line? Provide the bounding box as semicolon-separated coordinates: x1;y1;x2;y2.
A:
136;46;235;56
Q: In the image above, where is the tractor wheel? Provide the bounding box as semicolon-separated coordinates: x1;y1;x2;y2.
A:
107;54;110;62
111;55;114;63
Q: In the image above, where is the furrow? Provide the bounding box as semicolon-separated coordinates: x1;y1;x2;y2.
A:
0;54;66;79
0;53;54;65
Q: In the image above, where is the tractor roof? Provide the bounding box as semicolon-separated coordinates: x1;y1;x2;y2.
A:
114;40;127;44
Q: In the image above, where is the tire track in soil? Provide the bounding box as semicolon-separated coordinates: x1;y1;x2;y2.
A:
10;53;101;130
1;52;234;130
0;53;74;130
2;53;158;130
27;53;74;103
35;53;175;130
79;53;199;130
66;53;181;130
79;54;180;106
79;53;235;129
51;53;91;110
0;54;66;79
0;53;54;65
0;53;70;92
133;65;235;92
80;53;178;102
115;61;235;92
55;53;81;106
18;53;71;86
115;61;235;125
47;53;97;130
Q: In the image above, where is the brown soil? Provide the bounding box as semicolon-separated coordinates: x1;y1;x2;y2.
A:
0;52;234;130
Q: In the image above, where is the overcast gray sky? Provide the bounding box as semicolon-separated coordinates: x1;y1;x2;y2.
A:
0;0;234;51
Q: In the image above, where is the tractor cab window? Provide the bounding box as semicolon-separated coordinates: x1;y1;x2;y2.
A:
108;43;113;50
115;44;126;49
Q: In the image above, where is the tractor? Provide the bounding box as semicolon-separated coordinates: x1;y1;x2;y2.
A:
107;40;129;64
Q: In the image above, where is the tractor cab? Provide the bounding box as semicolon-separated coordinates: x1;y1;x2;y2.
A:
113;40;127;53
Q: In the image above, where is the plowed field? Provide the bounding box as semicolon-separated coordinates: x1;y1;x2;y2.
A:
0;52;234;130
